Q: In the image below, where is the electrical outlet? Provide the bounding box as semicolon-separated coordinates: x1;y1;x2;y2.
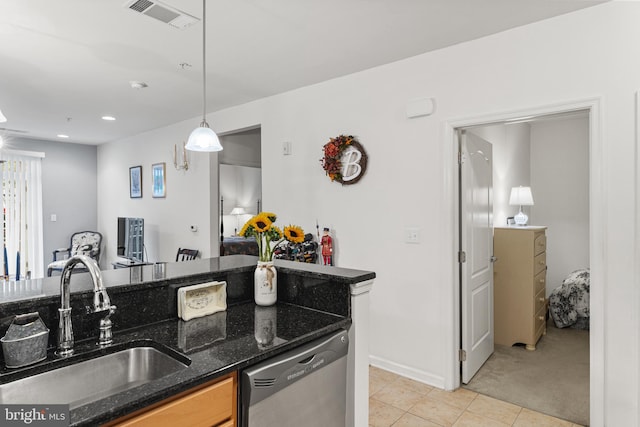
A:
405;227;420;244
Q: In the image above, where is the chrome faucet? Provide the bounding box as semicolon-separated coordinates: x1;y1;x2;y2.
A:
57;255;116;357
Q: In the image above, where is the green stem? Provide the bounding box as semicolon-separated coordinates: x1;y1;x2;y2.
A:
256;234;263;261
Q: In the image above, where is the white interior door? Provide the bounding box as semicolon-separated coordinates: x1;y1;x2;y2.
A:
460;130;494;384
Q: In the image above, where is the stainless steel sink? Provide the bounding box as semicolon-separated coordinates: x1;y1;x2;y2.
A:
0;346;189;408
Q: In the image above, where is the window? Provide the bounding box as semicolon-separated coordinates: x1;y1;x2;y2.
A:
1;150;44;279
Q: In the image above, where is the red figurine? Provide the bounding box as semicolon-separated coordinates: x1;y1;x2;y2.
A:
321;227;333;266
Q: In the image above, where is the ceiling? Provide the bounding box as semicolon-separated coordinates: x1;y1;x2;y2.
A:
0;0;606;145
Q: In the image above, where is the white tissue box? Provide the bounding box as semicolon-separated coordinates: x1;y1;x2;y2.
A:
178;281;227;321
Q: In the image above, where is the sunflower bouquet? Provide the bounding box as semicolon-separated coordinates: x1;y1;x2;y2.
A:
239;212;305;262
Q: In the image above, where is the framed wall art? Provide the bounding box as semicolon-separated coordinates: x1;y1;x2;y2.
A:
152;162;166;198
130;165;142;198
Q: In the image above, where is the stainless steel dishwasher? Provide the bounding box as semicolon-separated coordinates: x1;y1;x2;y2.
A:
241;329;349;427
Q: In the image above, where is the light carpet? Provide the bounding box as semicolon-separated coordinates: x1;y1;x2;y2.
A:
464;321;589;426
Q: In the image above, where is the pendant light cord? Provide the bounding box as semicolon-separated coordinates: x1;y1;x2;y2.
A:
185;0;222;151
201;0;207;125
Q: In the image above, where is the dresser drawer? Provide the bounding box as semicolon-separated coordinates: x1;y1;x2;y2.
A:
534;287;546;314
534;305;546;336
534;233;546;256
534;270;546;295
534;252;546;275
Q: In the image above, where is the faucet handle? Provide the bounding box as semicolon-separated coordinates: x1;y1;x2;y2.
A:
85;304;113;315
89;305;111;314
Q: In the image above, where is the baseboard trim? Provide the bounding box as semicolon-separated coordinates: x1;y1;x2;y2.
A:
369;355;446;390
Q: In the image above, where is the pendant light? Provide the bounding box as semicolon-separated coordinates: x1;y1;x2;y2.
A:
185;0;223;152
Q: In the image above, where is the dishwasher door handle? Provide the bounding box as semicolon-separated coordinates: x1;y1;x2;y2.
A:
298;355;316;365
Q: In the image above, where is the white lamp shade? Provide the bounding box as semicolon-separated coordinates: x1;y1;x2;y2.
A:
185;125;223;152
230;207;246;215
0;110;6;123
509;186;534;206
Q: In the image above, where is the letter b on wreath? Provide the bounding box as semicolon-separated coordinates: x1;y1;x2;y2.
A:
321;135;368;185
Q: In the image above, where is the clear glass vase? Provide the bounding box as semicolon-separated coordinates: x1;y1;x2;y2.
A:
254;305;277;348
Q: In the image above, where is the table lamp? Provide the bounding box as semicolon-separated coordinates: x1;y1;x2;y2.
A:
509;186;534;226
230;207;246;235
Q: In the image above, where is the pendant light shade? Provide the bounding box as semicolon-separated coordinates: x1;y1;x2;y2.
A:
186;120;222;152
185;0;223;152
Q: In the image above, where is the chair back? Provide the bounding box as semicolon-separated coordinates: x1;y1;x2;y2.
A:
70;231;102;261
176;248;198;262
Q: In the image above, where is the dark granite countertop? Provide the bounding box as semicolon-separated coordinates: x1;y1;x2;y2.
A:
0;256;374;426
2;302;350;426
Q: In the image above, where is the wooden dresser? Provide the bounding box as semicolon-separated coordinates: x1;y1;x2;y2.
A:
493;226;547;350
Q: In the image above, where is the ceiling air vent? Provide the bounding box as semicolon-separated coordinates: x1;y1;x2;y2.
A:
124;0;199;29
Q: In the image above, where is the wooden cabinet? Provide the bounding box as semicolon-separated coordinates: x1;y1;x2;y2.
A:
109;372;237;427
493;226;547;350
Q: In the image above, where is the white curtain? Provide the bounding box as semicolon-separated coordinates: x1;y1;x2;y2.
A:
1;150;44;279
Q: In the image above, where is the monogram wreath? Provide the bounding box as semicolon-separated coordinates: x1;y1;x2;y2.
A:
320;134;368;184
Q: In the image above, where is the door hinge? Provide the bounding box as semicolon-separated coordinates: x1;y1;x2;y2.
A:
458;251;466;263
459;349;467;362
458;151;463;164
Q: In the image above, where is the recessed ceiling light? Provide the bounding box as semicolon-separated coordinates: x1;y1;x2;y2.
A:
57;134;69;139
102;116;116;121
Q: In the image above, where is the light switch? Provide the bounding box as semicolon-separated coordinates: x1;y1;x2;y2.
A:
282;141;292;156
50;214;57;222
405;227;420;244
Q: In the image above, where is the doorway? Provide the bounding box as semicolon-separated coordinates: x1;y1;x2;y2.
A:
458;112;590;424
216;126;262;254
444;98;603;426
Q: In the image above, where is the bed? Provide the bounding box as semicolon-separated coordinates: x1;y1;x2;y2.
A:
548;268;590;330
221;236;258;256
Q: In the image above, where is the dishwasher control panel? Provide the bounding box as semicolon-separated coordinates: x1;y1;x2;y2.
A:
241;329;349;405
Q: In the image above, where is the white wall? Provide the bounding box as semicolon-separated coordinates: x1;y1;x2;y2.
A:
531;116;590;292
97;3;640;424
97;119;218;267
470;123;531;227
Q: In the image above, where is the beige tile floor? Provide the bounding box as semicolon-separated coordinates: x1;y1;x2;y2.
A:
369;366;584;427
